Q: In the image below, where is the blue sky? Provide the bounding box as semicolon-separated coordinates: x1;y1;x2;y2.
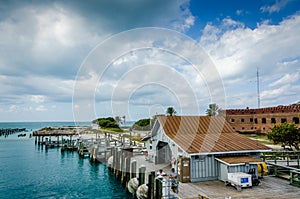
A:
0;0;300;122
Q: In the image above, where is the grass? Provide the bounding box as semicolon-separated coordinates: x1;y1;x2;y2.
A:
242;133;275;145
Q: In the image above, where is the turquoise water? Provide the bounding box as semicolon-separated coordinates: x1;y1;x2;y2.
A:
0;122;130;199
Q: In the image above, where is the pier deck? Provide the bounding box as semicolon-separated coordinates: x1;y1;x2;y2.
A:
178;176;300;199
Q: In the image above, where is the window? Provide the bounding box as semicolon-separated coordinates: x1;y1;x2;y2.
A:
293;117;299;124
254;118;258;124
250;118;253;123
230;118;235;123
281;118;287;123
262;118;266;124
271;118;276;124
242;127;245;130
241;118;245;123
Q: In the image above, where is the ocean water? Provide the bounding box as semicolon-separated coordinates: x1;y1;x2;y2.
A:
0;122;130;199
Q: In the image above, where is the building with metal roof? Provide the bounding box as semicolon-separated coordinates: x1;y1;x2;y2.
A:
143;116;271;182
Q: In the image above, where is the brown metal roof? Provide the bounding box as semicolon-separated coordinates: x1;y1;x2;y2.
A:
157;116;270;154
216;156;263;165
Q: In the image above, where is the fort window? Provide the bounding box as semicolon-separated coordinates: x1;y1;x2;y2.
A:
281;118;287;123
249;118;253;123
271;118;276;124
242;127;245;130
293;117;299;124
229;118;235;123
262;118;266;124
254;118;258;124
241;118;245;123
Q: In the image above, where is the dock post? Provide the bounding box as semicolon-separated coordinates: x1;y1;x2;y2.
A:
116;149;121;180
147;171;155;199
131;160;137;179
113;147;118;174
120;151;125;184
139;166;146;186
125;156;131;187
155;178;162;199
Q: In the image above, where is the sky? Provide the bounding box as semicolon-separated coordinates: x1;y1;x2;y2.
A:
0;0;300;122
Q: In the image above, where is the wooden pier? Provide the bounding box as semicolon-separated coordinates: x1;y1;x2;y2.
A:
33;126;300;198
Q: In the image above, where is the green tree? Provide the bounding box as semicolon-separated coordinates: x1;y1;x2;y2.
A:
206;103;220;116
166;107;177;116
134;118;150;127
267;123;300;150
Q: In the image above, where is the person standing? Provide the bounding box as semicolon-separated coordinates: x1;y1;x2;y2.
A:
169;168;178;193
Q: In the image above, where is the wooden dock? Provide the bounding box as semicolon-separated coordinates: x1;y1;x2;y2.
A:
177;176;300;199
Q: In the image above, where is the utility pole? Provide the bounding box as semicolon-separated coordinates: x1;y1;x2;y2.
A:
257;68;260;108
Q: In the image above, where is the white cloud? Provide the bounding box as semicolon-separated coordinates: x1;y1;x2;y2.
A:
29;95;46;103
260;0;289;14
35;105;47;112
200;13;300;108
269;72;300;87
8;105;19;112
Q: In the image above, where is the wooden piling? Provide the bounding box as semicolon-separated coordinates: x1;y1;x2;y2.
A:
116;149;121;180
147;171;155;199
138;166;146;186
131;160;137;179
121;151;126;185
125;157;131;186
155;178;162;199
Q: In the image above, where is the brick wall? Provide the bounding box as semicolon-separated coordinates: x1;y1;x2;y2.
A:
221;105;300;134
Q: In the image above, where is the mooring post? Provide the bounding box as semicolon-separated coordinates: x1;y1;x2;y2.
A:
125;156;131;187
139;165;146;186
113;147;118;174
155;178;162;199
147;171;155;199
120;151;125;184
115;149;120;178
131;160;137;179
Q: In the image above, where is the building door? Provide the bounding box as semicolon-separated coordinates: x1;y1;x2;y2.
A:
156;141;171;164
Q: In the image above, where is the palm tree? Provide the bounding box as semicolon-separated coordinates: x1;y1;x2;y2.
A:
206;103;220;116
115;116;121;124
166;107;177;116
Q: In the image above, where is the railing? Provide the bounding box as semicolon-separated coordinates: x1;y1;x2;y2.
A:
260;151;300;186
261;151;300;168
156;178;179;199
290;170;300;187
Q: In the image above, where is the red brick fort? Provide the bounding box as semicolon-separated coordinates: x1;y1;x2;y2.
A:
221;104;300;134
